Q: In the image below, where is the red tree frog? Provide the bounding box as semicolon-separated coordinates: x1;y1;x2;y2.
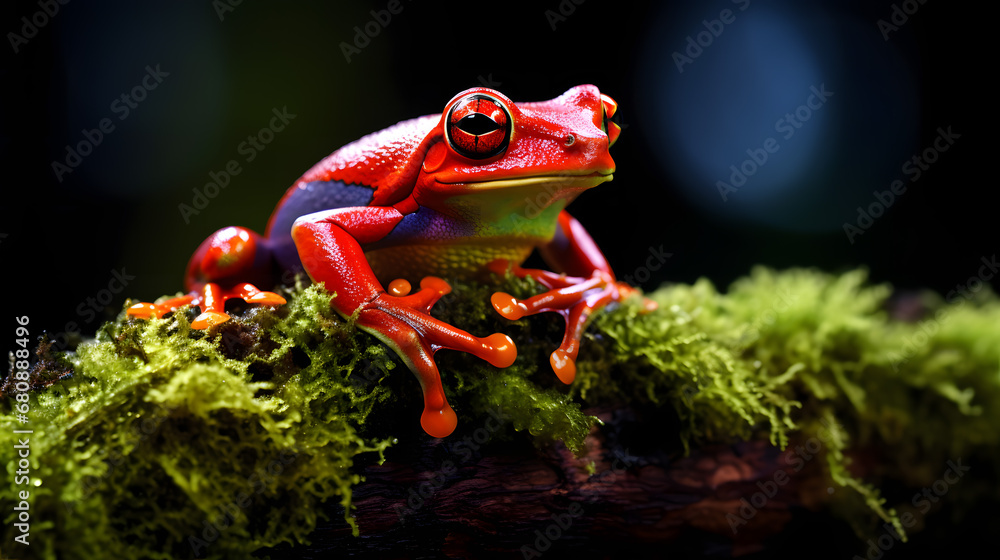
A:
129;85;652;438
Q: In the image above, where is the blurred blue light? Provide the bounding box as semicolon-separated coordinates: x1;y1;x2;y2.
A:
637;1;919;233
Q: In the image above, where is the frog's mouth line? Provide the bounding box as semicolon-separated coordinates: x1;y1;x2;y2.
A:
451;172;613;191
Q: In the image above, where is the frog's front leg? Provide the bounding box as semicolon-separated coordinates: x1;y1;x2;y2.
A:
291;205;516;438
490;211;657;384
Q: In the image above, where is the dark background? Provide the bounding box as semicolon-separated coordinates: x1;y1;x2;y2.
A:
0;0;991;342
0;0;991;556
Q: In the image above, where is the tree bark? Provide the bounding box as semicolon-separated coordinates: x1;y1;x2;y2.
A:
268;408;841;559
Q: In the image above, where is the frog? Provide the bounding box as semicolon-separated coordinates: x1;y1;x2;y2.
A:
128;85;653;438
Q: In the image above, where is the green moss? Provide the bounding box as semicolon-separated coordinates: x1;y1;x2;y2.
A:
2;281;393;559
3;267;1000;558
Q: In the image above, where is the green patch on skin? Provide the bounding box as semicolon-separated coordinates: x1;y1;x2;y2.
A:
3;268;1000;558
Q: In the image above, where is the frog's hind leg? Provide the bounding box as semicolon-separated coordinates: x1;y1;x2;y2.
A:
127;226;286;328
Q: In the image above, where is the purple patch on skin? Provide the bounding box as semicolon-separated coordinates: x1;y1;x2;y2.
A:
367;206;476;250
267;180;375;273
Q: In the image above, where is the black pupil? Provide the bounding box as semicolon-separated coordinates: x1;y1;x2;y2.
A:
456;113;499;135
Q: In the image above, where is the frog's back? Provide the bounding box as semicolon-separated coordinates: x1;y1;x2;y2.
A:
265;115;439;273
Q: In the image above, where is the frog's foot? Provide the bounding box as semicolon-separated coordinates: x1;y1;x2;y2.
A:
127;282;286;329
488;261;655;384
356;277;516;438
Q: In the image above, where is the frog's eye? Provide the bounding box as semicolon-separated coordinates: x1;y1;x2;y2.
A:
445;94;511;160
600;93;621;147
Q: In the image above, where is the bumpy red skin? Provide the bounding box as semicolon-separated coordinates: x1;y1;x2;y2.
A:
128;85;646;438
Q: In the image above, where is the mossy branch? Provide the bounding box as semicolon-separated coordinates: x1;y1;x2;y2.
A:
3;268;999;558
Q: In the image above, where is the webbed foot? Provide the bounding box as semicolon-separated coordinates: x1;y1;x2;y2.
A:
126;282;286;328
488;261;656;384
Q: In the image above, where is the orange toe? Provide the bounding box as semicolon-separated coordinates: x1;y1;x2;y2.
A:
245;291;286;305
550;349;576;384
421;405;458;438
491;292;526;320
191;311;231;329
483;333;517;368
388;278;412;296
126;302;158;319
